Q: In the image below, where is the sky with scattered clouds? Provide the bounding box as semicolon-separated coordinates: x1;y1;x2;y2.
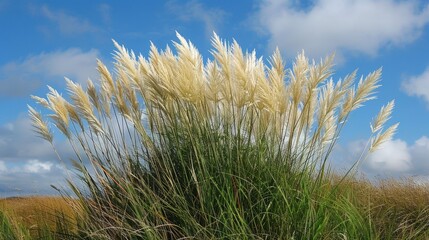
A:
1;0;429;196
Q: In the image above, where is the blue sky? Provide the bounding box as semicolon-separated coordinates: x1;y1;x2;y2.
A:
1;0;429;196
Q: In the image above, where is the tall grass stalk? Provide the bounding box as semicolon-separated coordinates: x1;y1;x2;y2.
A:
30;32;398;239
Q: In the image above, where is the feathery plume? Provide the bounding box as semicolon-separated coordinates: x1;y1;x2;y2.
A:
351;68;382;110
28;105;53;143
371;100;395;133
369;123;399;152
31;95;49;108
87;79;101;112
46;86;70;127
98;60;115;99
66;78;104;135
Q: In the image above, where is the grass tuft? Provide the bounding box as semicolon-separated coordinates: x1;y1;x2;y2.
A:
25;32;428;239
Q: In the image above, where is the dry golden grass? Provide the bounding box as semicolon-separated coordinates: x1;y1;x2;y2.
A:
0;196;76;235
0;178;426;238
335;176;429;239
3;179;429;239
342;177;429;215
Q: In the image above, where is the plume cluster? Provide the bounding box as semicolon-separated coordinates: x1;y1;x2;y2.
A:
30;32;397;166
28;32;399;239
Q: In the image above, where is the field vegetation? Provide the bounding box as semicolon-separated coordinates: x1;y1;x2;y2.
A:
2;179;429;239
0;196;76;239
0;33;426;239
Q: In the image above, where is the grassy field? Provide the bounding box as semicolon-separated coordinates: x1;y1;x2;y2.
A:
0;196;77;239
1;178;429;239
338;177;429;239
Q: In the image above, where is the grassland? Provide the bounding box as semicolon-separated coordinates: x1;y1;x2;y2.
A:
339;177;429;239
1;178;429;239
0;196;76;239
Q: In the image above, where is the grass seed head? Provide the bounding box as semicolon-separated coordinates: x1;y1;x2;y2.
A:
371;100;395;133
370;122;399;153
28;105;53;143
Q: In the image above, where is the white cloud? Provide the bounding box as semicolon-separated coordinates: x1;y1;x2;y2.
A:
253;0;429;59
166;0;226;36
332;136;429;178
0;48;99;96
366;139;412;172
0;160;68;197
39;5;99;35
23;159;53;173
409;136;429;174
402;67;429;106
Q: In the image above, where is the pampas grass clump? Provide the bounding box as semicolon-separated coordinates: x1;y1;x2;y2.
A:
30;33;398;239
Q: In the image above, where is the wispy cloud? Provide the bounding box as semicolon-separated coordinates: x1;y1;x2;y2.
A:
38;5;99;35
402;67;429;107
0;48;99;97
253;0;429;59
166;0;226;36
97;3;111;24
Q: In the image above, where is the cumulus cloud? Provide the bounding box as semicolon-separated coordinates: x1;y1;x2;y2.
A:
166;0;226;36
0;160;68;197
409;136;429;174
253;0;429;59
332;136;429;178
402;67;429;106
23;159;54;173
1;159;57;174
0;48;99;97
366;139;412;173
